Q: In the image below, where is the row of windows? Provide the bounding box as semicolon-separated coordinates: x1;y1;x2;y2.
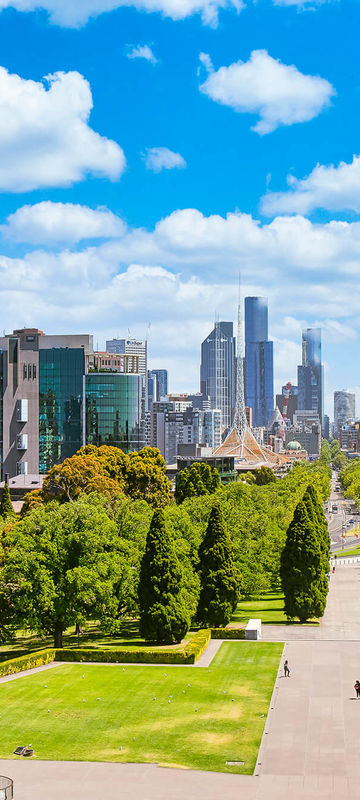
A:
23;364;37;380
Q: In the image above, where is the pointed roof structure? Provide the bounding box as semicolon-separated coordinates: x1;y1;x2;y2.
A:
213;285;290;469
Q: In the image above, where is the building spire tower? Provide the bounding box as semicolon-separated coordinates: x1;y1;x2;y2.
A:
233;278;247;449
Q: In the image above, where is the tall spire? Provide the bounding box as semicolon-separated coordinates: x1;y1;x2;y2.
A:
233;276;247;442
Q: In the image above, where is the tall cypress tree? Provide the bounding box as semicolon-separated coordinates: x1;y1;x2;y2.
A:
138;508;189;644
197;504;239;627
0;484;14;519
280;498;327;623
303;484;330;574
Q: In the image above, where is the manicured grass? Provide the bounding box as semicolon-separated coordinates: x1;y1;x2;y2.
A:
232;592;288;625
232;593;319;626
333;545;360;557
0;642;282;774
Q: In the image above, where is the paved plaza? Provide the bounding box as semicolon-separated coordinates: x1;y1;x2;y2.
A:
2;563;360;799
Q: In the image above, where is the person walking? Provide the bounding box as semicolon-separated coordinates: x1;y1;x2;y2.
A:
354;680;360;698
284;659;290;677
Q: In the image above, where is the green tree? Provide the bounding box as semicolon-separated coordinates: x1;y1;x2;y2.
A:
319;440;331;464
280;499;327;622
175;462;221;504
0;484;15;519
138;508;189;643
1;498;124;647
302;484;330;575
197;505;239;627
253;466;276;485
333;452;347;470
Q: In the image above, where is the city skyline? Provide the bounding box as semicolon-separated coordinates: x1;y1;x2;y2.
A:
0;2;357;417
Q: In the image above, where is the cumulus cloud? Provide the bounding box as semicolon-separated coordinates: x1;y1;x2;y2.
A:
273;0;327;5
126;44;158;64
0;0;243;28
0;67;125;192
143;147;187;173
261;155;360;216
1;203;360;399
199;49;334;134
1;202;126;245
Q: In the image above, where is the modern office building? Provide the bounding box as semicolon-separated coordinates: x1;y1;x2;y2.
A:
0;328;146;480
297;328;324;426
244;297;274;428
276;384;298;424
0;328;93;478
85;373;145;451
200;321;235;431
149;369;168;401
106;338;147;376
150;403;222;464
334;391;356;436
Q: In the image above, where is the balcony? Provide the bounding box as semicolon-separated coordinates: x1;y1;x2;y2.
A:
16;434;28;450
17;399;28;423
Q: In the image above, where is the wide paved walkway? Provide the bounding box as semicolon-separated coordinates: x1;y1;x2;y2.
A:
2;564;360;799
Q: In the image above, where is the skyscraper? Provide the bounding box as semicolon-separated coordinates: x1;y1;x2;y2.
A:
334;391;355;436
200;321;235;431
297;328;324;425
244;297;274;427
148;369;168;401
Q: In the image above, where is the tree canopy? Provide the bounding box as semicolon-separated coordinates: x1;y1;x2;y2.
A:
197;504;239;627
175;462;221;504
138;508;189;643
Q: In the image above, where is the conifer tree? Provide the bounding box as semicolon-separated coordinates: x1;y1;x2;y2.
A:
0;484;14;519
280;499;327;623
303;484;330;574
138;509;189;643
197;504;239;627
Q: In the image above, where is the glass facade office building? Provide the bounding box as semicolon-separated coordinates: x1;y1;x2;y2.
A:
297;328;324;425
85;373;145;452
245;297;274;428
200;322;235;430
39;348;85;473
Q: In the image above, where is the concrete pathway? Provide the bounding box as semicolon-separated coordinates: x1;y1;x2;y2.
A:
3;564;360;799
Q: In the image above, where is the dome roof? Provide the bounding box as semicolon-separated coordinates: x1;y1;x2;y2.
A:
287;440;302;451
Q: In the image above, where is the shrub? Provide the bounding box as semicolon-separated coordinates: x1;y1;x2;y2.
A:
182;629;211;663
211;627;245;639
0;648;55;677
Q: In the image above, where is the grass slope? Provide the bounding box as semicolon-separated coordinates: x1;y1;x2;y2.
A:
0;642;282;774
232;593;287;624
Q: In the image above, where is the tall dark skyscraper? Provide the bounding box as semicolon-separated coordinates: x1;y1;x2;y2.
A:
244;297;274;427
297;328;324;424
200;321;235;431
150;369;168;400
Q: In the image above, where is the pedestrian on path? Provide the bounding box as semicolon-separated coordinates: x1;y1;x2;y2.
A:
354;680;360;698
284;660;290;677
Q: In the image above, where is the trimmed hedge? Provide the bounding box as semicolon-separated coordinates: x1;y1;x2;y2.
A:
182;628;211;663
211;627;245;640
0;648;55;678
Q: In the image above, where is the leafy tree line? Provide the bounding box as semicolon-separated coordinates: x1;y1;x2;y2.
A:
0;455;331;643
340;460;360;508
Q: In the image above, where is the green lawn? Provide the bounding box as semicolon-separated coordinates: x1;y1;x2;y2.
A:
333;545;360;557
232;592;288;624
0;642;282;774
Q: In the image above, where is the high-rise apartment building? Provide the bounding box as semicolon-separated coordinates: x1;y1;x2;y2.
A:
0;328;146;479
334;391;356;436
200;321;235;431
297;328;324;425
244;297;274;428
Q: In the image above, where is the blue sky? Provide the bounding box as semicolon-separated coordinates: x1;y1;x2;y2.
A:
0;0;358;417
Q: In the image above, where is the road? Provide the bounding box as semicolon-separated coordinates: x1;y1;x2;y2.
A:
325;470;360;553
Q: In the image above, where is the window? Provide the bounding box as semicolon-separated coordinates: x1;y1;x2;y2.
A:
23;364;27;379
28;365;32;379
33;364;36;379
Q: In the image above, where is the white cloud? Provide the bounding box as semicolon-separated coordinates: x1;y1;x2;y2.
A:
0;67;125;192
261;155;360;216
0;0;243;27
273;0;327;6
1;202;126;245
199;49;334;134
126;44;158;64
1;203;360;401
143;147;187;173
